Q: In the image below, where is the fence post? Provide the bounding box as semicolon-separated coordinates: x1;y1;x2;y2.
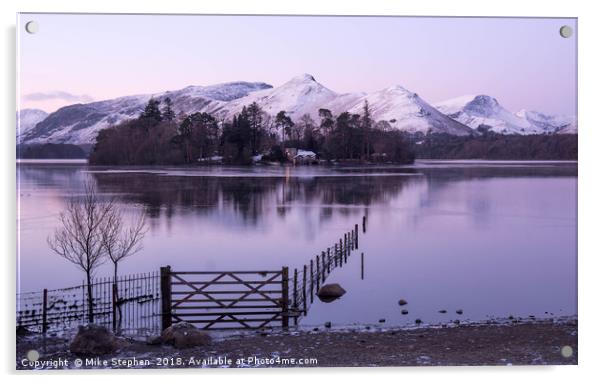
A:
315;255;321;292
310;260;314;303
112;282;118;332
355;224;359;249
303;265;307;314
339;238;343;263
361;252;365;280
334;244;338;267
42;289;48;334
344;233;348;262
327;248;331;272
321;252;326;282
363;215;367;233
293;268;298;325
160;266;172;331
281;267;289;329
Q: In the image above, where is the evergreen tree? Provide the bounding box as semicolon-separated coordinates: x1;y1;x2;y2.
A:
162;97;176;122
246;102;265;154
140;98;162;122
360;100;373;160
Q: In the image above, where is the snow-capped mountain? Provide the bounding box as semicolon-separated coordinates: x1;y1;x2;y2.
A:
20;82;272;145
222;75;472;135
19;74;575;145
334;85;473;135
17;109;48;143
435;95;576;135
19;74;473;144
218;74;339;121
515;109;577;134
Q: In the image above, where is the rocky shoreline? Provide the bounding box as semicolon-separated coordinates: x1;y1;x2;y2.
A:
16;318;577;369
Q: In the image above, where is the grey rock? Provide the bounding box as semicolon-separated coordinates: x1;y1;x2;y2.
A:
70;324;124;356
317;284;346;302
160;322;212;349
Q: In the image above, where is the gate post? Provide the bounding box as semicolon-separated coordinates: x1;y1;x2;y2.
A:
281;267;289;329
160;266;172;331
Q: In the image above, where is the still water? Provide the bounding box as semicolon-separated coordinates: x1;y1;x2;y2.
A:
17;160;577;327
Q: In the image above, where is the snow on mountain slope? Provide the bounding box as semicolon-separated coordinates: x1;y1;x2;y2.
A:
16;109;48;143
20;74;575;146
515;109;577;134
340;86;473;135
436;95;576;134
20;82;272;145
218;74;339;121
436;95;535;134
222;75;471;135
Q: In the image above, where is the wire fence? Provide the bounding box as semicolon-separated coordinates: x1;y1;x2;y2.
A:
16;217;366;333
288;219;363;323
16;271;161;335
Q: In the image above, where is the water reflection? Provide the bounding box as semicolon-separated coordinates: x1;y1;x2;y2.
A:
89;171;416;227
17;161;577;327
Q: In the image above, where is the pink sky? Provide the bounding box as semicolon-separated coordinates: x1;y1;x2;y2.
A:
18;14;576;115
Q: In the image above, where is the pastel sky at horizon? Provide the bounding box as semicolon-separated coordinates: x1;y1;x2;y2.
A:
18;14;577;115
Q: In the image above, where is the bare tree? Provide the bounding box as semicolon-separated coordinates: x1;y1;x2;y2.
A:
47;182;114;323
101;208;147;330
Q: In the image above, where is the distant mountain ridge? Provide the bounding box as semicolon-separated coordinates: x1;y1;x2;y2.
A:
19;82;273;145
17;109;48;141
18;74;576;145
435;95;576;135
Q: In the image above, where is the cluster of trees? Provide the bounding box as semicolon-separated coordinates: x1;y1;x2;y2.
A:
410;131;577;160
89;98;415;165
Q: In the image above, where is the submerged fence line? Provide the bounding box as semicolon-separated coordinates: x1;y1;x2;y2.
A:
288;221;362;324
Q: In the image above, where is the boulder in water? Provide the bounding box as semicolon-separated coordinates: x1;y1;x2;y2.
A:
317;283;346;302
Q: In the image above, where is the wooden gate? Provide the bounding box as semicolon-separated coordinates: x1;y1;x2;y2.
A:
161;267;289;330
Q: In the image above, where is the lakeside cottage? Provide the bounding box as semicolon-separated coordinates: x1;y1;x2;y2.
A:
285;148;318;165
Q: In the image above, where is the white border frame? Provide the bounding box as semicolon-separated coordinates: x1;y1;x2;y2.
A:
2;0;600;381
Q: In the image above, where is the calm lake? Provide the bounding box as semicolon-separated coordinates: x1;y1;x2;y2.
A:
17;160;577;328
